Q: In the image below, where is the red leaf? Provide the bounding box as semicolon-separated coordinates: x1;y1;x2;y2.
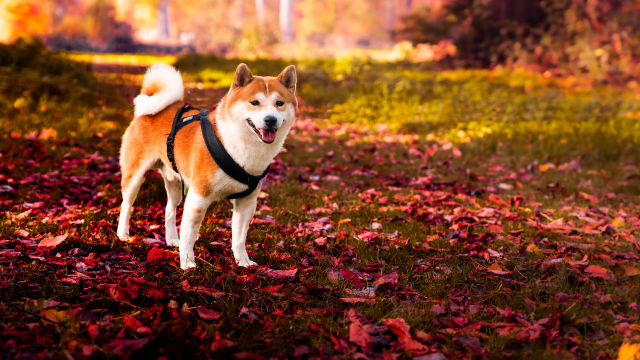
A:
349;322;375;350
106;336;155;357
106;284;132;300
38;233;68;248
261;285;283;293
196;307;220;320
124;314;143;329
430;304;445;315
331;336;350;353
239;305;257;320
211;332;234;351
294;345;310;357
87;323;99;339
265;268;298;280
341;269;364;288
340;297;375;304
488;194;509;207
383;318;411;338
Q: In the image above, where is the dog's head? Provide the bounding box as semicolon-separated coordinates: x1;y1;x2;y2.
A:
219;63;297;144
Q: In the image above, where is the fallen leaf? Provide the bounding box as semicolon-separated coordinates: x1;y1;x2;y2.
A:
340;297;375;304
526;243;540;253
618;343;640;360
38;233;69;248
430;304;445;315
584;265;610;279
488;194;509;207
341;269;364;288
196;307;220;320
622;266;640;277
211;332;234;351
106;337;155;357
487;263;510;275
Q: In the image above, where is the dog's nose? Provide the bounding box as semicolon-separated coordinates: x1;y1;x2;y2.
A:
264;115;277;128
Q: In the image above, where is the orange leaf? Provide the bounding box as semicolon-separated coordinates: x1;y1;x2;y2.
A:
488;194;509;207
584;265;609;279
618;343;640;360
526;243;540;253
38;233;68;248
623;266;640;277
564;255;588;266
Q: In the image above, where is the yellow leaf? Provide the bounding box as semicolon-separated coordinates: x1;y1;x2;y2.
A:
618;343;640;360
338;219;351;225
487;263;510;275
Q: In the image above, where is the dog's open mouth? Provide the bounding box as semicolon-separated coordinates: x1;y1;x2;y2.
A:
246;119;277;144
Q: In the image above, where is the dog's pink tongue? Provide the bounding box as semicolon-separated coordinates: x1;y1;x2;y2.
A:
260;129;277;143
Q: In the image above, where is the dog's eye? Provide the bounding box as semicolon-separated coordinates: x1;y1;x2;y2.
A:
276;101;284;107
250;100;260;106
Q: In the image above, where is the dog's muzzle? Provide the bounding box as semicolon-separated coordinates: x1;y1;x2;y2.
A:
246;117;278;144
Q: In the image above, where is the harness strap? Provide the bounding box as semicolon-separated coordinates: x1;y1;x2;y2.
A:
166;104;270;200
200;114;270;199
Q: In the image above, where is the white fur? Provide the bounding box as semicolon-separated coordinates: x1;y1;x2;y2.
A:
117;157;158;240
133;63;184;118
215;92;294;176
179;191;210;269
232;182;262;267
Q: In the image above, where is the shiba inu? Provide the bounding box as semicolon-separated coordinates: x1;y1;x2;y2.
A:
117;63;297;269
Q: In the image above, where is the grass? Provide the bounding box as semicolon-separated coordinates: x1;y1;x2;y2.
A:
1;47;640;359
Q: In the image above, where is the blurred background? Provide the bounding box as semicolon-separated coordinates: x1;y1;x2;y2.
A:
0;0;638;85
2;0;640;155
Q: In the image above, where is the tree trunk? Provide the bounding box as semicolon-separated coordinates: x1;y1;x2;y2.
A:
237;0;245;32
386;0;395;34
279;0;293;43
158;0;170;41
255;0;266;28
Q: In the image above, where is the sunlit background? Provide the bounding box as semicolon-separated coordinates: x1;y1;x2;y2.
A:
0;0;442;57
1;0;639;79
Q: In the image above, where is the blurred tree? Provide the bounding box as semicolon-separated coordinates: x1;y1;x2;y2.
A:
158;0;169;40
255;0;266;28
236;0;245;32
172;0;236;52
299;0;336;44
1;0;53;42
279;0;293;43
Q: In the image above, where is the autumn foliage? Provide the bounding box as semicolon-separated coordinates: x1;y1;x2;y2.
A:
2;43;640;359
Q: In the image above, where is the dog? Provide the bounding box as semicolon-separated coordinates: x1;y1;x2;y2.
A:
117;62;297;269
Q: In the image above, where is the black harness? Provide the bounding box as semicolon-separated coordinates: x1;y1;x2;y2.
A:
166;105;270;199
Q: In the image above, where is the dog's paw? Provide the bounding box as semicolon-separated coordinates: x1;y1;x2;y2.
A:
117;232;129;241
166;238;180;247
180;259;196;270
236;258;258;267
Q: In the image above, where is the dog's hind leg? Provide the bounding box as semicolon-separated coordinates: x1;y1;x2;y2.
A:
179;191;211;269
160;165;182;247
117;155;155;240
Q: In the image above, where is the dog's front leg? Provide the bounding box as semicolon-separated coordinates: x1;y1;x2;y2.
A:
179;191;211;269
232;186;261;267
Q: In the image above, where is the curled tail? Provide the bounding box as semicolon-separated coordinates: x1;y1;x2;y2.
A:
133;63;184;118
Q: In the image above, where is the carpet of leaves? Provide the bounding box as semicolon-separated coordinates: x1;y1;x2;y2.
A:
2;65;640;360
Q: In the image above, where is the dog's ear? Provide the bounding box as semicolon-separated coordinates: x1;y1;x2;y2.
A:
232;63;253;90
278;65;296;94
